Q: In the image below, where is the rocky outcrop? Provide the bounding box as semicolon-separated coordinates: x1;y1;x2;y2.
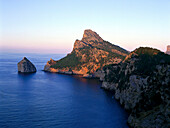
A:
101;47;170;128
18;57;36;73
44;29;129;78
166;45;170;55
82;29;103;43
44;58;56;71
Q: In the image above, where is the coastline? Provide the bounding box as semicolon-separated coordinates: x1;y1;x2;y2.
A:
43;69;102;79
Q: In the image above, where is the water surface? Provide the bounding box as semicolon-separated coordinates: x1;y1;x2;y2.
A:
0;53;128;128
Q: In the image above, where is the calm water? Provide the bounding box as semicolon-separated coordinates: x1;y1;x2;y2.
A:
0;53;128;128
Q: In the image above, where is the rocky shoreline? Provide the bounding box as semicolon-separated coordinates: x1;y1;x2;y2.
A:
43;67;103;79
101;47;170;128
44;58;105;79
44;47;170;128
42;30;170;128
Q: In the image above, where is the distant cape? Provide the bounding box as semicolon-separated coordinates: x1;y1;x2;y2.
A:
44;29;129;77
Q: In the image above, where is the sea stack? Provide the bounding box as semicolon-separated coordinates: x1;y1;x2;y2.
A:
17;57;36;73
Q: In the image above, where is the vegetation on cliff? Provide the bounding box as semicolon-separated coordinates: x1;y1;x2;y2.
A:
104;47;170;82
102;47;170;128
45;29;129;75
51;51;82;69
133;47;170;76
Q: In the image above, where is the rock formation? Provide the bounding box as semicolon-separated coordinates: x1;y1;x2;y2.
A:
44;29;129;77
166;45;170;55
18;57;36;73
101;47;170;128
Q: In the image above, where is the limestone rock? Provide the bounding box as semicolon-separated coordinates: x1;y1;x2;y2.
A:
17;57;36;73
166;45;170;55
82;29;103;43
44;29;129;78
44;58;56;71
94;70;105;81
82;74;93;78
73;40;89;49
102;47;170;128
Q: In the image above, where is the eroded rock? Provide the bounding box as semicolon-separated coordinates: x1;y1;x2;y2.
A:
17;57;36;73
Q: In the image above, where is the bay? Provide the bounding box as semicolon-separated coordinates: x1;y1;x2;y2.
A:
0;53;128;128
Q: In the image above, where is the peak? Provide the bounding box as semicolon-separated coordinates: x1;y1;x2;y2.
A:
23;57;27;60
18;57;30;64
21;57;30;62
49;58;55;64
18;57;36;73
83;29;100;38
82;29;103;42
84;29;93;33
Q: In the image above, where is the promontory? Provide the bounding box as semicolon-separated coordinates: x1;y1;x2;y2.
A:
44;29;129;78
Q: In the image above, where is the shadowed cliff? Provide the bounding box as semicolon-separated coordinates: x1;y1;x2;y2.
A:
102;47;170;128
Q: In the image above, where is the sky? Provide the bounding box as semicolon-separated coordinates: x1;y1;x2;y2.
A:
0;0;170;53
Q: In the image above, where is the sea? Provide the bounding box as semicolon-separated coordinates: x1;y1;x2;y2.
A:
0;53;128;128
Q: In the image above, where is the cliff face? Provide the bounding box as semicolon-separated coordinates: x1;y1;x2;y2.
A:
44;29;129;76
166;45;170;55
102;47;170;128
18;57;36;73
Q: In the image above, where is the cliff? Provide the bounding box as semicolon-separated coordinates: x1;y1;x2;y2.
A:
166;45;170;55
18;57;37;73
44;29;129;77
102;47;170;128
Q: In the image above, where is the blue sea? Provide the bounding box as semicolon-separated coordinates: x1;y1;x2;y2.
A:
0;53;128;128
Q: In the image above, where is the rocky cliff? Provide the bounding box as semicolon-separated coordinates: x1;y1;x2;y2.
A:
44;29;129;77
18;57;36;73
166;45;170;55
102;47;170;128
44;30;128;77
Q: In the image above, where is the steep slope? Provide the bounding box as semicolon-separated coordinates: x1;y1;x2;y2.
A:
102;47;170;128
44;29;129;76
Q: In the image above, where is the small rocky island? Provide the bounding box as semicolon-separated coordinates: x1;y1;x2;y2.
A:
18;57;36;73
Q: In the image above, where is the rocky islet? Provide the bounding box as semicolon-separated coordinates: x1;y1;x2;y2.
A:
17;57;36;73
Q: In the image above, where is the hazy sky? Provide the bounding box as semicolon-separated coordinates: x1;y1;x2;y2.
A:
0;0;170;53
